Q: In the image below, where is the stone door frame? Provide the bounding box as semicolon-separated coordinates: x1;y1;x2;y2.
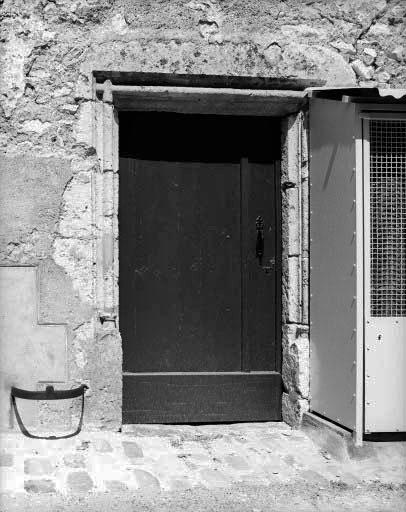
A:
91;76;310;427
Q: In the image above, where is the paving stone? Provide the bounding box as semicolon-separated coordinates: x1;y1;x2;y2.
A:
94;439;113;453
169;477;193;491
122;441;143;459
24;479;56;493
63;453;85;468
283;454;296;466
199;468;231;487
24;458;55;476
339;471;362;486
0;452;13;467
225;454;250;471
298;469;330;485
76;441;90;451
66;471;93;493
104;480;128;492
133;469;161;492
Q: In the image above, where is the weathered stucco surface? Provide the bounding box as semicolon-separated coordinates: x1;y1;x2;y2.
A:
0;0;405;430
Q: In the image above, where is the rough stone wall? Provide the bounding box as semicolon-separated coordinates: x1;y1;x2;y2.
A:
0;0;404;430
280;112;310;427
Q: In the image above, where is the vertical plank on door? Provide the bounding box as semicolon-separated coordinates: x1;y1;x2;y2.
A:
241;160;278;372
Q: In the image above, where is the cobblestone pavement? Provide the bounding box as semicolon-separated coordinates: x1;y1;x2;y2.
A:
0;422;405;499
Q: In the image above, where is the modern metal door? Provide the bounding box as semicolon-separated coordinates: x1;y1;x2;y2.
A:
119;148;281;423
363;115;406;433
309;98;360;431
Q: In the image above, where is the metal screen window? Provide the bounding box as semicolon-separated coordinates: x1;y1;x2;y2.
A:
370;119;406;317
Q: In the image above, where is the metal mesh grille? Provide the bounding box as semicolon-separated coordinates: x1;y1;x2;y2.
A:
370;119;406;317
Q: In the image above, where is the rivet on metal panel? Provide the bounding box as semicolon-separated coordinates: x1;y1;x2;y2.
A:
366;347;370;351
337;418;341;422
353;328;357;332
352;361;356;366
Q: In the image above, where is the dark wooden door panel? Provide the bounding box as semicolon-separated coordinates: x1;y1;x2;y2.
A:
119;158;242;373
242;161;278;371
120;150;281;424
123;372;282;423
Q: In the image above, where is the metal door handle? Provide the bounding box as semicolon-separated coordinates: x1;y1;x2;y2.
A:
255;216;264;265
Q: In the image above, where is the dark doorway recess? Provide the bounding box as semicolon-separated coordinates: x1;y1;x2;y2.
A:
119;111;282;423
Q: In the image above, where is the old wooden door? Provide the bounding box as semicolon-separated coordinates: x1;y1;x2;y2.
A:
119;113;281;423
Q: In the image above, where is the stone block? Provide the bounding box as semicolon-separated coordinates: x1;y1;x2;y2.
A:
351;59;373;80
133;469;160;492
199;468;231;487
298;469;330;485
94;439;113;453
282;392;309;428
24;479;56;493
75;101;95;148
0;453;13;467
282;256;301;324
281;114;301;186
66;471;93;492
24;458;55;476
301;178;309;256
282;324;309;399
302;256;309;325
169;478;193;491
224;454;250;471
63;453;85;468
104;480;128;492
122;441;143;459
282;187;300;256
74;74;94;101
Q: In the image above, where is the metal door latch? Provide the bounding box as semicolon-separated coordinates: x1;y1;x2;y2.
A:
262;258;275;274
255;216;264;266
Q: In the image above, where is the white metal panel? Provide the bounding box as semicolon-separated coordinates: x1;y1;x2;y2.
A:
309;98;360;431
363;116;406;432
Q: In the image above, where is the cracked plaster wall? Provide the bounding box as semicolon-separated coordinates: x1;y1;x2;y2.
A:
0;0;404;430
